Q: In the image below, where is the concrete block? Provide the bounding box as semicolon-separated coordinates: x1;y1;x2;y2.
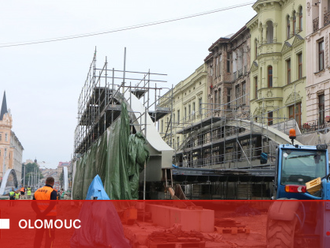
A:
148;204;214;233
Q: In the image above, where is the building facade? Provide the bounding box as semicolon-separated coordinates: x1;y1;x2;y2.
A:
0;92;24;184
204;26;251;119
247;0;306;128
305;0;330;127
158;64;208;151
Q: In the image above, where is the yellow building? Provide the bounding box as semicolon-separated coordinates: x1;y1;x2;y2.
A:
247;0;306;128
158;64;208;152
0;91;24;184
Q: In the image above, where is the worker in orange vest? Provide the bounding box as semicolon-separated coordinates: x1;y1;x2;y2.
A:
20;186;25;199
32;177;57;248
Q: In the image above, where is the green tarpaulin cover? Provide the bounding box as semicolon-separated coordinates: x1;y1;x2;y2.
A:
73;102;149;200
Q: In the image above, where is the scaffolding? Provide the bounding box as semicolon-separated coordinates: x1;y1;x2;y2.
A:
74;49;170;158
157;86;316;199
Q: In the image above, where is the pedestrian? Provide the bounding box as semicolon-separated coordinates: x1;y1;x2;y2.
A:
32;177;57;248
20;186;25;199
8;188;15;206
15;191;20;200
9;188;15;200
27;187;32;200
61;189;65;199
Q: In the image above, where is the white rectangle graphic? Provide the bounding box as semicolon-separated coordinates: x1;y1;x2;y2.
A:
0;219;10;229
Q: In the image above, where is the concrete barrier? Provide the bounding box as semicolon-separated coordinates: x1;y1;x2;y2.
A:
148;204;214;233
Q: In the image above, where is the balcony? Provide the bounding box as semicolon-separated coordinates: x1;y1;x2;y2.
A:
325;11;330;27
313;17;319;32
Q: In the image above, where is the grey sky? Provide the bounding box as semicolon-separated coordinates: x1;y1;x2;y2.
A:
0;0;255;168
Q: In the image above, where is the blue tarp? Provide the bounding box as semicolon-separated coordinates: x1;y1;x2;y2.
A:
85;174;110;200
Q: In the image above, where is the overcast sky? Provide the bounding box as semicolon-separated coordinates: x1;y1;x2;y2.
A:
0;0;256;169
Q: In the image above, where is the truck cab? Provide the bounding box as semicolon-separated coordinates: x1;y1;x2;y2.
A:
274;143;329;200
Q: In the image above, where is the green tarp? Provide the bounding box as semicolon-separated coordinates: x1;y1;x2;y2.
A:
73;102;149;200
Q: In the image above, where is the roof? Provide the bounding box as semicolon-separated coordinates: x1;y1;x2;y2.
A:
0;91;7;121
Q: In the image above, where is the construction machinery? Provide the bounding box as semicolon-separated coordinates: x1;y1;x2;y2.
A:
267;128;330;247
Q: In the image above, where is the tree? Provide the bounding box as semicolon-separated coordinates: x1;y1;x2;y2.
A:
22;163;43;187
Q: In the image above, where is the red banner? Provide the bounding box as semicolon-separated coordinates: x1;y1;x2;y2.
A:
0;200;328;247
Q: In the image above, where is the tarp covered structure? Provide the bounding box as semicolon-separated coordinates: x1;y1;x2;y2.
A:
85;174;110;200
73;102;149;200
70;201;131;248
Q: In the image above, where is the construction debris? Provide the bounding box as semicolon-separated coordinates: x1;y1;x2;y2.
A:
147;224;205;248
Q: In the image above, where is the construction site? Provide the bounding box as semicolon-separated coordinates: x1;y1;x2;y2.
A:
158;81;330;200
72;50;330;201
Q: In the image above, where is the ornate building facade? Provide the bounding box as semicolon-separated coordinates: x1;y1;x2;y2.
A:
0;91;24;184
305;0;330;126
204;26;251;119
247;0;306;128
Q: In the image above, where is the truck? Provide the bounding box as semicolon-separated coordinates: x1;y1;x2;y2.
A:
267;128;330;247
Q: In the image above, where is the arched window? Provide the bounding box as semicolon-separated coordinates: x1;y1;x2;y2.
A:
266;21;274;43
299;7;303;31
287;15;291;39
268;66;273;88
293;11;296;35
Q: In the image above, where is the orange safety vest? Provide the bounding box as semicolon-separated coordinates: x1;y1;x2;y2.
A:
20;187;25;192
34;186;57;216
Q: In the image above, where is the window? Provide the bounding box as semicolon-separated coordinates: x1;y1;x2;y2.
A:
286;59;291;84
5;133;8;142
299;7;303;31
319;39;324;71
292;11;296;35
192;102;195;119
218;89;221;106
287;15;291;39
266;21;273;43
254;76;258;99
298;53;303;79
173;113;175;124
242;82;246;105
177;137;180;149
214;57;218;78
227;88;231;109
184;107;187;120
199;98;202;116
235;85;240;109
214;90;217;109
219;55;222;76
0;134;1;141
319;94;325;125
177;110;180;124
268;112;273;126
188;105;191;120
268;66;273;88
289;103;302;127
227;53;231;73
